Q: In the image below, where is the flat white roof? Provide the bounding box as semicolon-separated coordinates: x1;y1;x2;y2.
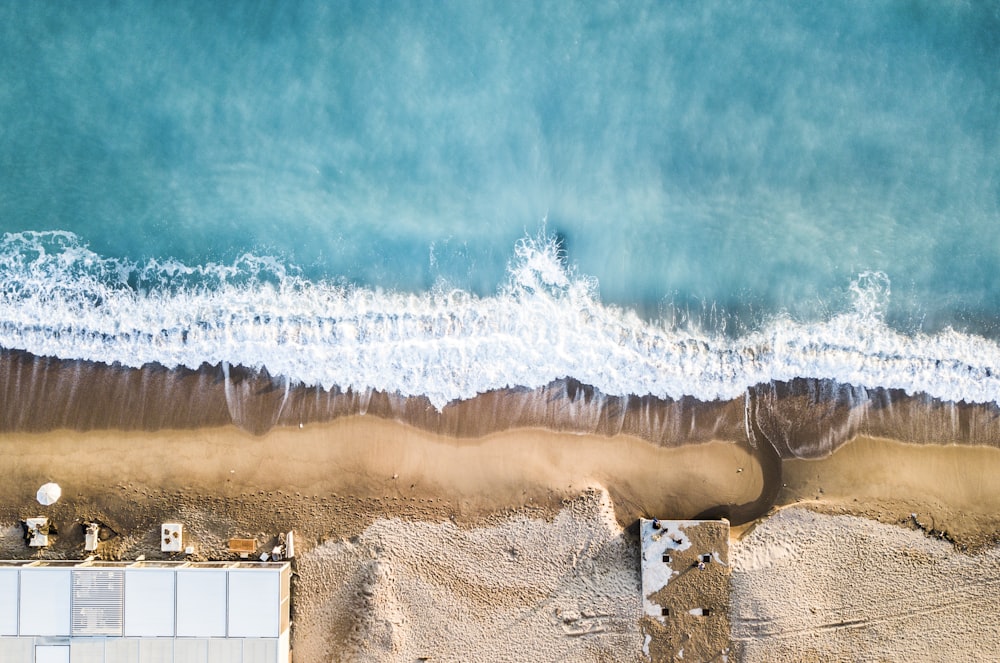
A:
0;636;288;663
228;569;281;638
177;569;228;637
19;568;71;636
123;568;174;637
0;568;18;636
0;560;291;644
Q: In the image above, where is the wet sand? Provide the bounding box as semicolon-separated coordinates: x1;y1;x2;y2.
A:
777;435;1000;548
11;350;1000;462
0;418;764;533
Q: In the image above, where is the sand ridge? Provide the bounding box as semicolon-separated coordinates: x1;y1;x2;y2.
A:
293;488;644;662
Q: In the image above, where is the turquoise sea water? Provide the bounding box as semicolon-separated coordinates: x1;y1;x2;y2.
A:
1;2;999;408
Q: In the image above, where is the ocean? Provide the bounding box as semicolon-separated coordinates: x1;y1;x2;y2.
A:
1;2;999;451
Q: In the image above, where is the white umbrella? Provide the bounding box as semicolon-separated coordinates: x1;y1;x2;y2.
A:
36;482;61;506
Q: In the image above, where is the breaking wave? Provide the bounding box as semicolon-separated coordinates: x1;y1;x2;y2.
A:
1;230;998;409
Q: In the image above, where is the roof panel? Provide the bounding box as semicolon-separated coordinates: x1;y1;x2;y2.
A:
0;568;18;635
72;569;124;636
0;638;33;663
123;569;175;637
228;570;280;638
138;639;173;663
208;638;243;663
243;638;278;663
172;639;208;663
19;568;72;636
33;646;69;663
175;570;227;637
70;639;106;663
104;638;139;663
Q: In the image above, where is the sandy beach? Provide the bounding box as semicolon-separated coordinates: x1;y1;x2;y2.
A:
1;418;999;661
774;435;1000;549
0;418;763;532
3;1;998;659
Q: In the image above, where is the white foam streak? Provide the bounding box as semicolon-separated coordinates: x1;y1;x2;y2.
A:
1;231;999;409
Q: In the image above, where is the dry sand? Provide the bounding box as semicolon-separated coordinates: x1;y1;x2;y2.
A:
292;488;643;662
731;507;1000;662
1;420;999;661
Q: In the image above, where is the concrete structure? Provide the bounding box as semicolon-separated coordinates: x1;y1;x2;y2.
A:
83;525;100;553
0;560;290;663
639;519;730;662
160;524;183;553
24;520;49;548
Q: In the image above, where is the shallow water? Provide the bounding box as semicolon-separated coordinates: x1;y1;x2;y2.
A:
1;2;998;416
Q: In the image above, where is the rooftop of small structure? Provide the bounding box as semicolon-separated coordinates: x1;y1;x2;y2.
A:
639;518;731;662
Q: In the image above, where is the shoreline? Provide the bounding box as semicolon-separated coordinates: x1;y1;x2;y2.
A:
4;349;1000;465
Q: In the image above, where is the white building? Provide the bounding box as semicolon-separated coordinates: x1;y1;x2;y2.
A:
0;560;290;663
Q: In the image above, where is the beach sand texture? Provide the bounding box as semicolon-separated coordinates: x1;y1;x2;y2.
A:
731;507;1000;662
1;414;999;660
0;418;764;552
3;1;999;659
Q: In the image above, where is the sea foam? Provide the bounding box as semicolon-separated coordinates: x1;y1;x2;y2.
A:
1;231;998;410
